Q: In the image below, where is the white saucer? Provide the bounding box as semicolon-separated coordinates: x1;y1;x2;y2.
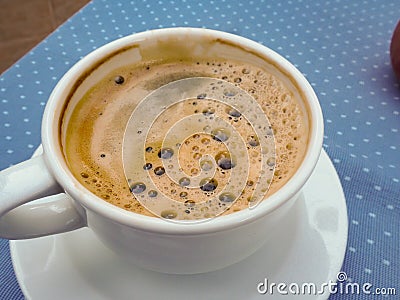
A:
10;149;348;300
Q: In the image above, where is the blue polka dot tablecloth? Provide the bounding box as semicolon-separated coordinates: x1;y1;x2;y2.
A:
0;0;399;299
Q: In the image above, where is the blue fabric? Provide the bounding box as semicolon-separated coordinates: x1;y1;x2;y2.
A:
0;0;399;299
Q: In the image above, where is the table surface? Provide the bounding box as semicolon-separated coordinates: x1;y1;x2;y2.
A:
0;0;399;299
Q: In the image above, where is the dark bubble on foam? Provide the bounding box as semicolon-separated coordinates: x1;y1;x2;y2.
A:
215;151;235;170
226;108;241;118
191;168;199;175
219;192;235;203
201;137;210;145
80;172;89;178
265;127;274;138
200;178;218;192
179;177;191;187
211;128;230;142
145;146;153;153
267;157;276;167
197;93;207;99
184;199;195;207
223;89;237;97
130;182;146;194
148;190;158;197
143;163;153;170
247;135;260;147
193;153;202;160
114;75;125;85
200;159;213;171
158;148;174;159
154;166;166;176
161;210;177;219
180;191;188;198
202;107;215;116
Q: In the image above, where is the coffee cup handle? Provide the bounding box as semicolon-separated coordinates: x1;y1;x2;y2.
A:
0;154;86;239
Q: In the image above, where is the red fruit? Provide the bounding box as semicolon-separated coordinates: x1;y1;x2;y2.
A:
390;20;400;81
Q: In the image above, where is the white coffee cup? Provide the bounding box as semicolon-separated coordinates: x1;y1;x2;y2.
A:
0;28;323;274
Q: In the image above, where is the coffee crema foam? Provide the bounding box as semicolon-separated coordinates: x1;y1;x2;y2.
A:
64;58;309;218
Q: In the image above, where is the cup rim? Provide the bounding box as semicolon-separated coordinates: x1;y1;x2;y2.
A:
42;27;323;235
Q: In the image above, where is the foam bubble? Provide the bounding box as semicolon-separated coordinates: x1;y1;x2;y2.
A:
114;75;125;85
219;192;235;203
143;163;152;170
130;182;146;194
200;159;213;171
199;178;218;192
184;199;195;207
161;210;177;219
179;177;191;187
154;166;165;176
215;151;235;170
211;128;230;142
148;190;158;197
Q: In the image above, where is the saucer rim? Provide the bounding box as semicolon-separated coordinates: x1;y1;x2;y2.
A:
10;149;348;300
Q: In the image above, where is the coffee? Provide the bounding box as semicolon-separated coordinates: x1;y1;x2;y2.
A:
63;44;309;219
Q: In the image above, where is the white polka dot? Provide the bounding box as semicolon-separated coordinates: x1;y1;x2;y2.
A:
382;259;390;266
